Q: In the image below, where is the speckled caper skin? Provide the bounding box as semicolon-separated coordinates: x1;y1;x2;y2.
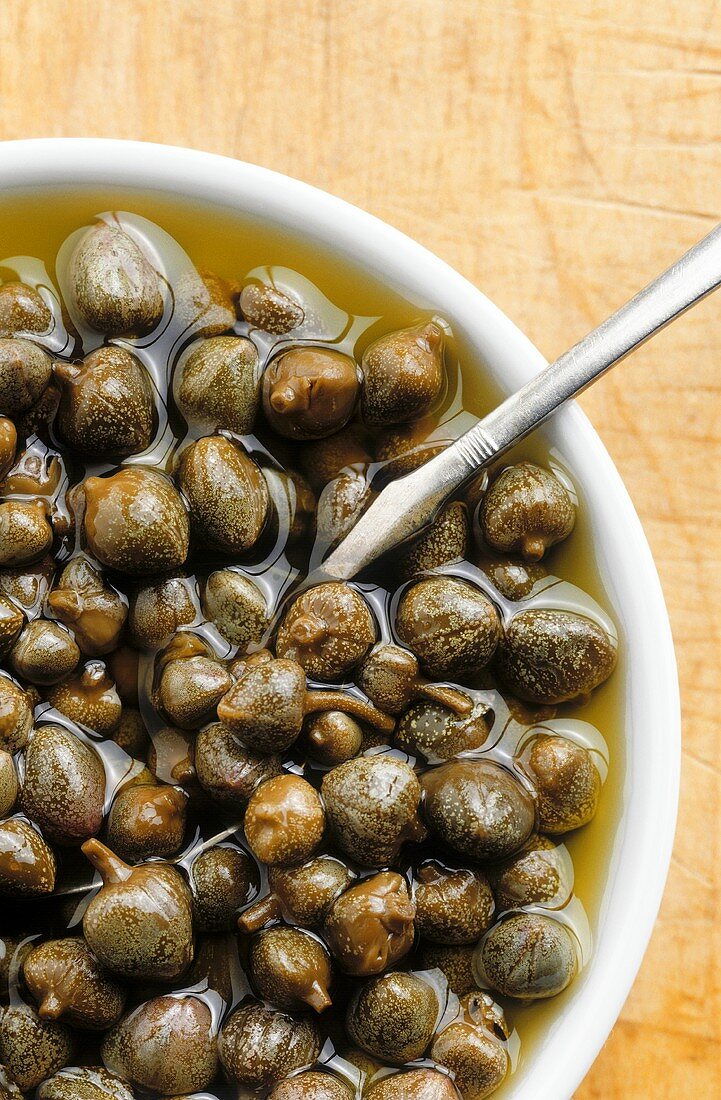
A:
396;700;490;761
315;470;371;550
322;755;426;867
361;321;445;427
55;347;156;459
346;971;439;1063
431;992;509;1100
414;862;494;945
69;222;164;336
476;554;546;602
0;338;53;414
324;871;416;977
0;751;18;817
249;926;333;1013
111;707;149;759
422;761;536;861
46;660;122;736
0;816;56;895
244;774;326;866
202;569;268;648
217;658;307;751
157;653;231;730
240;282;305;334
0;595;24;660
48;558;128;656
495;608;617;704
128;574;197;648
479;913;577;1001
368;1069;461;1100
218;1001;321;1091
0;675;33;753
191;845;259;931
107;783;188;862
23;937;126;1031
373;416;447;479
480;463;575;562
0;1004;74;1091
306;710;363;765
177;435;269;554
0;282;52;337
82;468;189;575
0;418;17;481
20;724;106;845
176;335;259;434
195;722;282;806
175;267;238;337
36;1067;135;1100
276;582;375;682
101;994;218;1095
396;577;501;681
398;501;469;580
269;1072;354;1100
10;619;80;685
263;347;360;440
0;499;53;567
264;857;353;929
418;943;477;998
490;835;566;911
523;735;602;833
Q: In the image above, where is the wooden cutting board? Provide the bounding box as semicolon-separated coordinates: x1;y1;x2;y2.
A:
1;0;719;1094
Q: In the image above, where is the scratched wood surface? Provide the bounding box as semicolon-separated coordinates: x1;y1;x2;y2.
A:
1;0;720;1094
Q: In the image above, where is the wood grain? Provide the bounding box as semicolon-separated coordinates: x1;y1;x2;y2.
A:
1;0;720;1094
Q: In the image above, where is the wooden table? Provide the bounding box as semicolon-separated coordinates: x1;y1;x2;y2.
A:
1;1;719;1094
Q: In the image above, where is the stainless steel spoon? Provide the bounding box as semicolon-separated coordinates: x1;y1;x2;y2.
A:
323;221;721;580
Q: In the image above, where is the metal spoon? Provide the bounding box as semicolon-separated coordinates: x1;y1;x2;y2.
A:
323;222;721;580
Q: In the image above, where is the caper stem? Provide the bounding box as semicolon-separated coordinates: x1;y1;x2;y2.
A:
418;682;473;716
304;690;395;734
237;892;282;933
81;838;133;884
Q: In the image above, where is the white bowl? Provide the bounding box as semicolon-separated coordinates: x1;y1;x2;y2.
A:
0;138;680;1099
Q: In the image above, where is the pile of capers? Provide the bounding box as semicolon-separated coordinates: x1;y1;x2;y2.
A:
0;213;617;1098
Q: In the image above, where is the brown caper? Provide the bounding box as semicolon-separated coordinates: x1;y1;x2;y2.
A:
244;774;326;866
46;661;122;736
300;425;372;489
156;651;231;731
218;1000;321;1091
69;222;164;336
23;937;126;1030
322;755;427;867
0;417;17;481
11;619;80;685
422;761;536;861
398;501;469;579
367;1069;460;1099
81;838;194;981
0;282;52;337
0;816;56;896
195;721;282;806
0;751;18;817
47;558;127;656
358;644;472;719
101;994;218;1094
417;943;477;998
269;1072;354;1100
478;912;578;1000
0;441;61;498
0;338;53;414
495;608;617;704
107;783;188;862
191;845;259;931
146;724;197;787
431;991;509;1099
414;862;494;945
305;710;363;765
324;871;416;977
240;281;304;333
0;594;24;660
395;698;490;762
315;469;371;550
0;1003;74;1091
361;321;445;426
36;1067;134;1100
202;569;268;648
396;577;501;681
480;462;575;562
239;854;353;934
522;734;602;833
176;335;260;434
0;675;33;753
263;347;360;440
20;724;106;845
476;554;547;601
346;970;439;1063
490;835;568;912
0;499;53;567
177;435;269;553
82;468;189;575
175;267;238;337
55;347;156;458
128;573;197;648
0;554;54;616
276;582;375;682
111;707;149;759
249;926;333;1013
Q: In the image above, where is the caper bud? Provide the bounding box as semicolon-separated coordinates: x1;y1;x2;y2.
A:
361;321;445;426
249;926;333;1013
238;856;353;933
0;338;53;414
480;462;575;561
240;282;304;333
23;937;126;1030
0;281;52;337
263;347;360;440
490;835;568;911
277;582;375;682
478;912;578;1000
47;558;128;656
107;783;188;862
81;839;194;981
0;752;18;817
146;724;196;787
417;943;477;998
0;498;53;567
0;1003;74;1091
37;1067;134;1100
322;755;426;867
0;441;61;497
111;707;149;759
372;1070;461;1099
177;435;269;553
128;573;197;648
475;554;546;601
202;569;268;648
101;994;218;1094
219;1001;321;1091
157;652;231;730
0;595;23;660
69;222;164;336
398;501;469;579
324;871;415;976
414;862;493;947
191;845;258;931
176;335;259;434
358;644;471;718
175;267;238;337
422;761;535;860
0;675;33;753
269;1072;354;1100
431;991;509;1099
522;734;602;833
395;698;489;762
0;816;56;895
21;723;106;844
186;932;241;1005
275;467;317;543
245;774;326;866
315;469;371;550
396;577;501;680
46;660;122;735
195;722;282;806
55;347;156;458
346;970;439;1063
0;418;17;481
306;710;363;765
495;608;617;704
11;618;79;685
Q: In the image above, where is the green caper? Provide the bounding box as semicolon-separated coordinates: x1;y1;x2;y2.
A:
202;569;268;648
47;558;128;656
128;574;197;648
0;338;53;414
20;724;106;845
414;861;494;945
395;698;490;761
240;282;304;333
305;710;363;765
218;1001;321;1091
367;1069;460;1099
476;554;546;601
490;835;567;911
269;1072;353;1100
175;267;238;336
396;576;501;680
324;871;416;977
248;926;333;1013
480;462;575;561
361;321;445;426
195;721;282;806
397;501;469;579
238;856;353;933
0;594;24;659
11;619;80;685
0;417;17;481
0;499;53;567
244;774;326;866
0;1003;74;1091
69;222;164;336
417;943;477;998
276;582;375;682
191;845;259;931
36;1067;134;1100
0;751;18;817
478;913;578;1000
315;469;371;550
156;649;231;730
23;937;126;1030
106;783;188;861
431;991;509;1099
374;416;447;478
0;282;52;337
177;435;269;553
522;734;602;833
346;971;439;1063
176;335;259;433
111;707;149;759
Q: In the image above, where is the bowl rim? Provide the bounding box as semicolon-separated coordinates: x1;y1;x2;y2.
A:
0;137;681;1099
